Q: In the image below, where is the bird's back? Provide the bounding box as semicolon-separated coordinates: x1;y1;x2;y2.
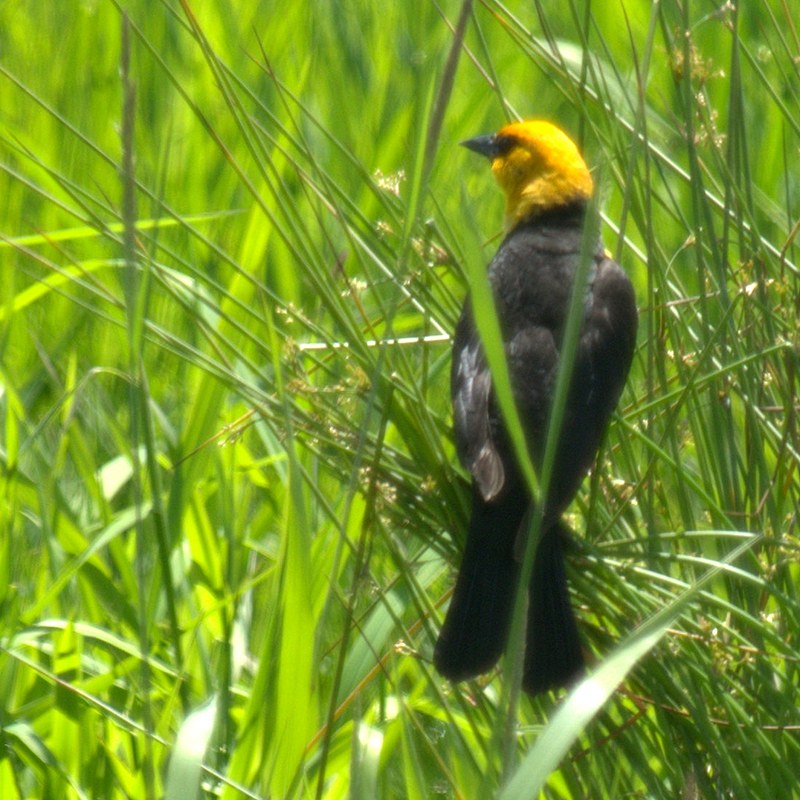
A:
487;204;589;344
452;202;636;517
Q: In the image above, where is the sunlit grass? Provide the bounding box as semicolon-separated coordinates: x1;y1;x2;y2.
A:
2;1;800;799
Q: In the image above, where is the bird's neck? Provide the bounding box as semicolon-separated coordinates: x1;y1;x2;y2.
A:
504;197;590;232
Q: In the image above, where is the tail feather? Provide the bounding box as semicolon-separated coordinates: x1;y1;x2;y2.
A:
434;491;584;695
522;523;584;694
433;484;527;682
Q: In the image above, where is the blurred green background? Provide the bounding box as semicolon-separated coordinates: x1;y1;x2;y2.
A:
2;1;800;798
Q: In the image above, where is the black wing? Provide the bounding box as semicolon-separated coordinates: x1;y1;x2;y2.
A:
450;305;506;501
540;254;638;518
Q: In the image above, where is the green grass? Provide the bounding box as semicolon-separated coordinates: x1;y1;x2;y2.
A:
2;1;800;798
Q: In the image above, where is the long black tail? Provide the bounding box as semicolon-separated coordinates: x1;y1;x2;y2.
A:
522;522;584;694
433;483;528;683
434;490;584;694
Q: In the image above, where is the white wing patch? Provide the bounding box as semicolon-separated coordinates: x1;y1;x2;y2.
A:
453;342;505;501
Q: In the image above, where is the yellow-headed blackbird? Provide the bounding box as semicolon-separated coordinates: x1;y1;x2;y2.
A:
434;121;637;695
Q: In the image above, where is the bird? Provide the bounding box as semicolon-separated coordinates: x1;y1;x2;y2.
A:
433;120;638;695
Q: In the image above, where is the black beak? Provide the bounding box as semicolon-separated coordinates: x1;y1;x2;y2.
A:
460;133;501;160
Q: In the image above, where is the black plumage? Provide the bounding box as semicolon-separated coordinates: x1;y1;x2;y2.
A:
434;201;637;695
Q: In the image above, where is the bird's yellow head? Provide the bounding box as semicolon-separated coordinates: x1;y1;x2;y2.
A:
461;120;593;229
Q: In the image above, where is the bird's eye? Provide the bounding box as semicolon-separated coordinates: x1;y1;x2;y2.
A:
493;134;517;157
